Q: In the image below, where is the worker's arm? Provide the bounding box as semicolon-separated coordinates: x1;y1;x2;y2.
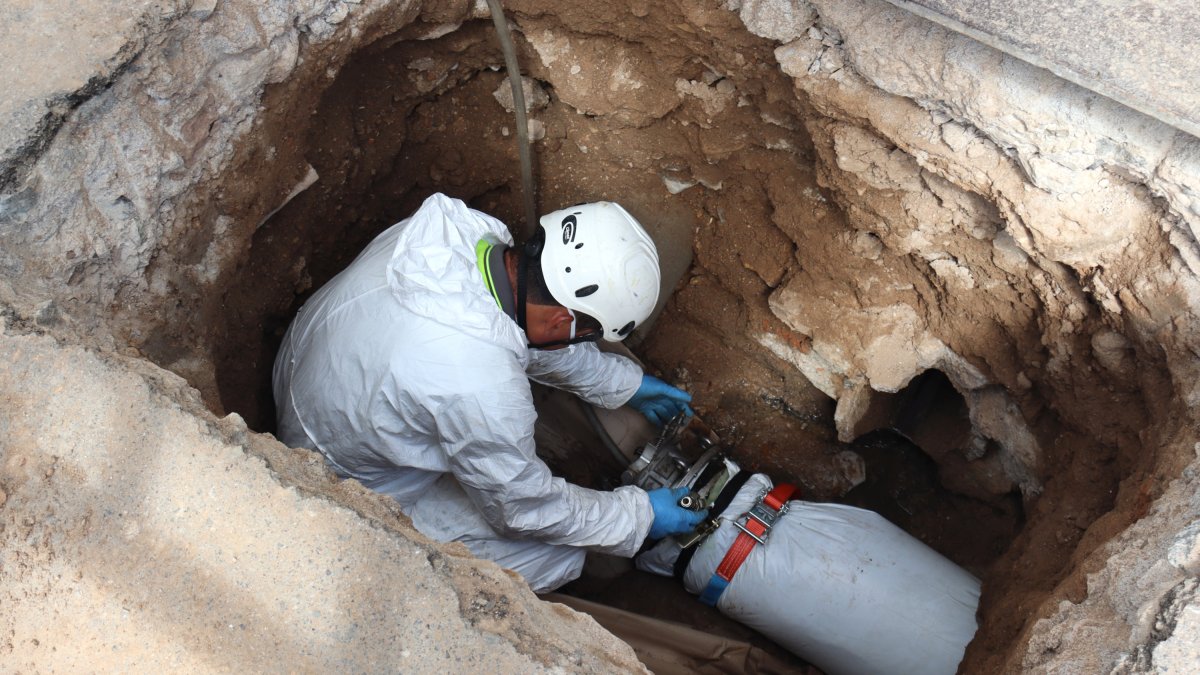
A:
527;344;693;427
524;341;642;409
435;382;653;556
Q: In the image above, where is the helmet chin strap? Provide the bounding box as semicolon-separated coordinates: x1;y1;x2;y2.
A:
517;252;529;334
527;333;602;349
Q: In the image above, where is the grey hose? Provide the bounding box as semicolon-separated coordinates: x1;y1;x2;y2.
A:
485;0;538;240
579;398;631;468
487;3;619;469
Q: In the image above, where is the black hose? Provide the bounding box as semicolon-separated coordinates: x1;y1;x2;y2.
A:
485;0;538;240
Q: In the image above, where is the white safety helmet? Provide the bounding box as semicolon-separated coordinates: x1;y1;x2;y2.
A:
538;202;661;342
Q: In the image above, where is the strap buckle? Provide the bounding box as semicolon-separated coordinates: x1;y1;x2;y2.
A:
698;482;797;607
732;488;790;545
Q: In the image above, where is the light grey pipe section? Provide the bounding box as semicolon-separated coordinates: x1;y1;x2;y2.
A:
579;398;634;468
485;0;539;240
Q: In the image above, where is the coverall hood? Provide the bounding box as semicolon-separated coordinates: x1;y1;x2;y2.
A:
385;194;528;360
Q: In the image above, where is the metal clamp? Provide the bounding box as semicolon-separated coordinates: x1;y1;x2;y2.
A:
732;489;790;545
677;491;704;510
677;518;720;549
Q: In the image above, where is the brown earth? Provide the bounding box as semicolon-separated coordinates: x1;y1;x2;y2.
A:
206;6;1033;667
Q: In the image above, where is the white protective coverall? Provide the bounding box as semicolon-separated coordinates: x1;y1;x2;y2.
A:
273;193;654;591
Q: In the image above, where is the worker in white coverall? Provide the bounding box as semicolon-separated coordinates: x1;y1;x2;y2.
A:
273;192;707;591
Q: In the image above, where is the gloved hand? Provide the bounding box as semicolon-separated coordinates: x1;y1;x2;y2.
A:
627;374;694;427
647;487;709;540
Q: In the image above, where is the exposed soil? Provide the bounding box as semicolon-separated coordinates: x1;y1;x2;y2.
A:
207;10;1032;668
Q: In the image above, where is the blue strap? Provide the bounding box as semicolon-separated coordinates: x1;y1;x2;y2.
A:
698;573;730;606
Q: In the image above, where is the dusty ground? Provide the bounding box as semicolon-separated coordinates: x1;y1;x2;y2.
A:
2;0;1200;672
0;326;646;672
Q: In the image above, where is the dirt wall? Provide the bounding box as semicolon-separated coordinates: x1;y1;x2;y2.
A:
746;1;1200;670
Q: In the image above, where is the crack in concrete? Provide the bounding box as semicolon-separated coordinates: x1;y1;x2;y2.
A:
1124;577;1199;671
0;12;175;194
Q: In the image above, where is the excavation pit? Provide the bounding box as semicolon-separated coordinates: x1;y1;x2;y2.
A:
203;7;1069;668
3;0;1200;672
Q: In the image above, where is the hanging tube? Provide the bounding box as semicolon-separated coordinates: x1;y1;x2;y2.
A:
485;0;538;240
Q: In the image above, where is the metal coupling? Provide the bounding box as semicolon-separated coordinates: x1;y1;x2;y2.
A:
677;491;704;511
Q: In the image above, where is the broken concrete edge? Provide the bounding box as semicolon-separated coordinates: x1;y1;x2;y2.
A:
1020;435;1200;671
0;5;183;194
796;0;1200;260
0;320;648;672
879;0;1200;143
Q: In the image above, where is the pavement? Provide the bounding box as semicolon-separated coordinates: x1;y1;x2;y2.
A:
881;0;1200;139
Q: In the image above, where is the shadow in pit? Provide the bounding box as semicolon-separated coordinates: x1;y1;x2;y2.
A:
840;370;1025;575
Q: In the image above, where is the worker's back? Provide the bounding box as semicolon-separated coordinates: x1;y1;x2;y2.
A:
272;194;528;505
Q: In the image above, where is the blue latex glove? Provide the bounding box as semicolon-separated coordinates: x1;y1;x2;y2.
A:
627;374;694;427
647;487;709;540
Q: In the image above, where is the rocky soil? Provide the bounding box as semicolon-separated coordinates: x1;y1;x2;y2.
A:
2;0;1199;672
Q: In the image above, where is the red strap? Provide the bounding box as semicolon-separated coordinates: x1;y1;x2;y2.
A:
713;483;797;582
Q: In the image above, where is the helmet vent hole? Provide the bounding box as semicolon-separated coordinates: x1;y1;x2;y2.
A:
617;320;635;337
565;266;572;273
575;284;599;298
575;243;584;249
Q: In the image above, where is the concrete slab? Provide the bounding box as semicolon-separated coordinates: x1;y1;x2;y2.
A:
881;0;1200;139
0;0;183;189
0;326;646;672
